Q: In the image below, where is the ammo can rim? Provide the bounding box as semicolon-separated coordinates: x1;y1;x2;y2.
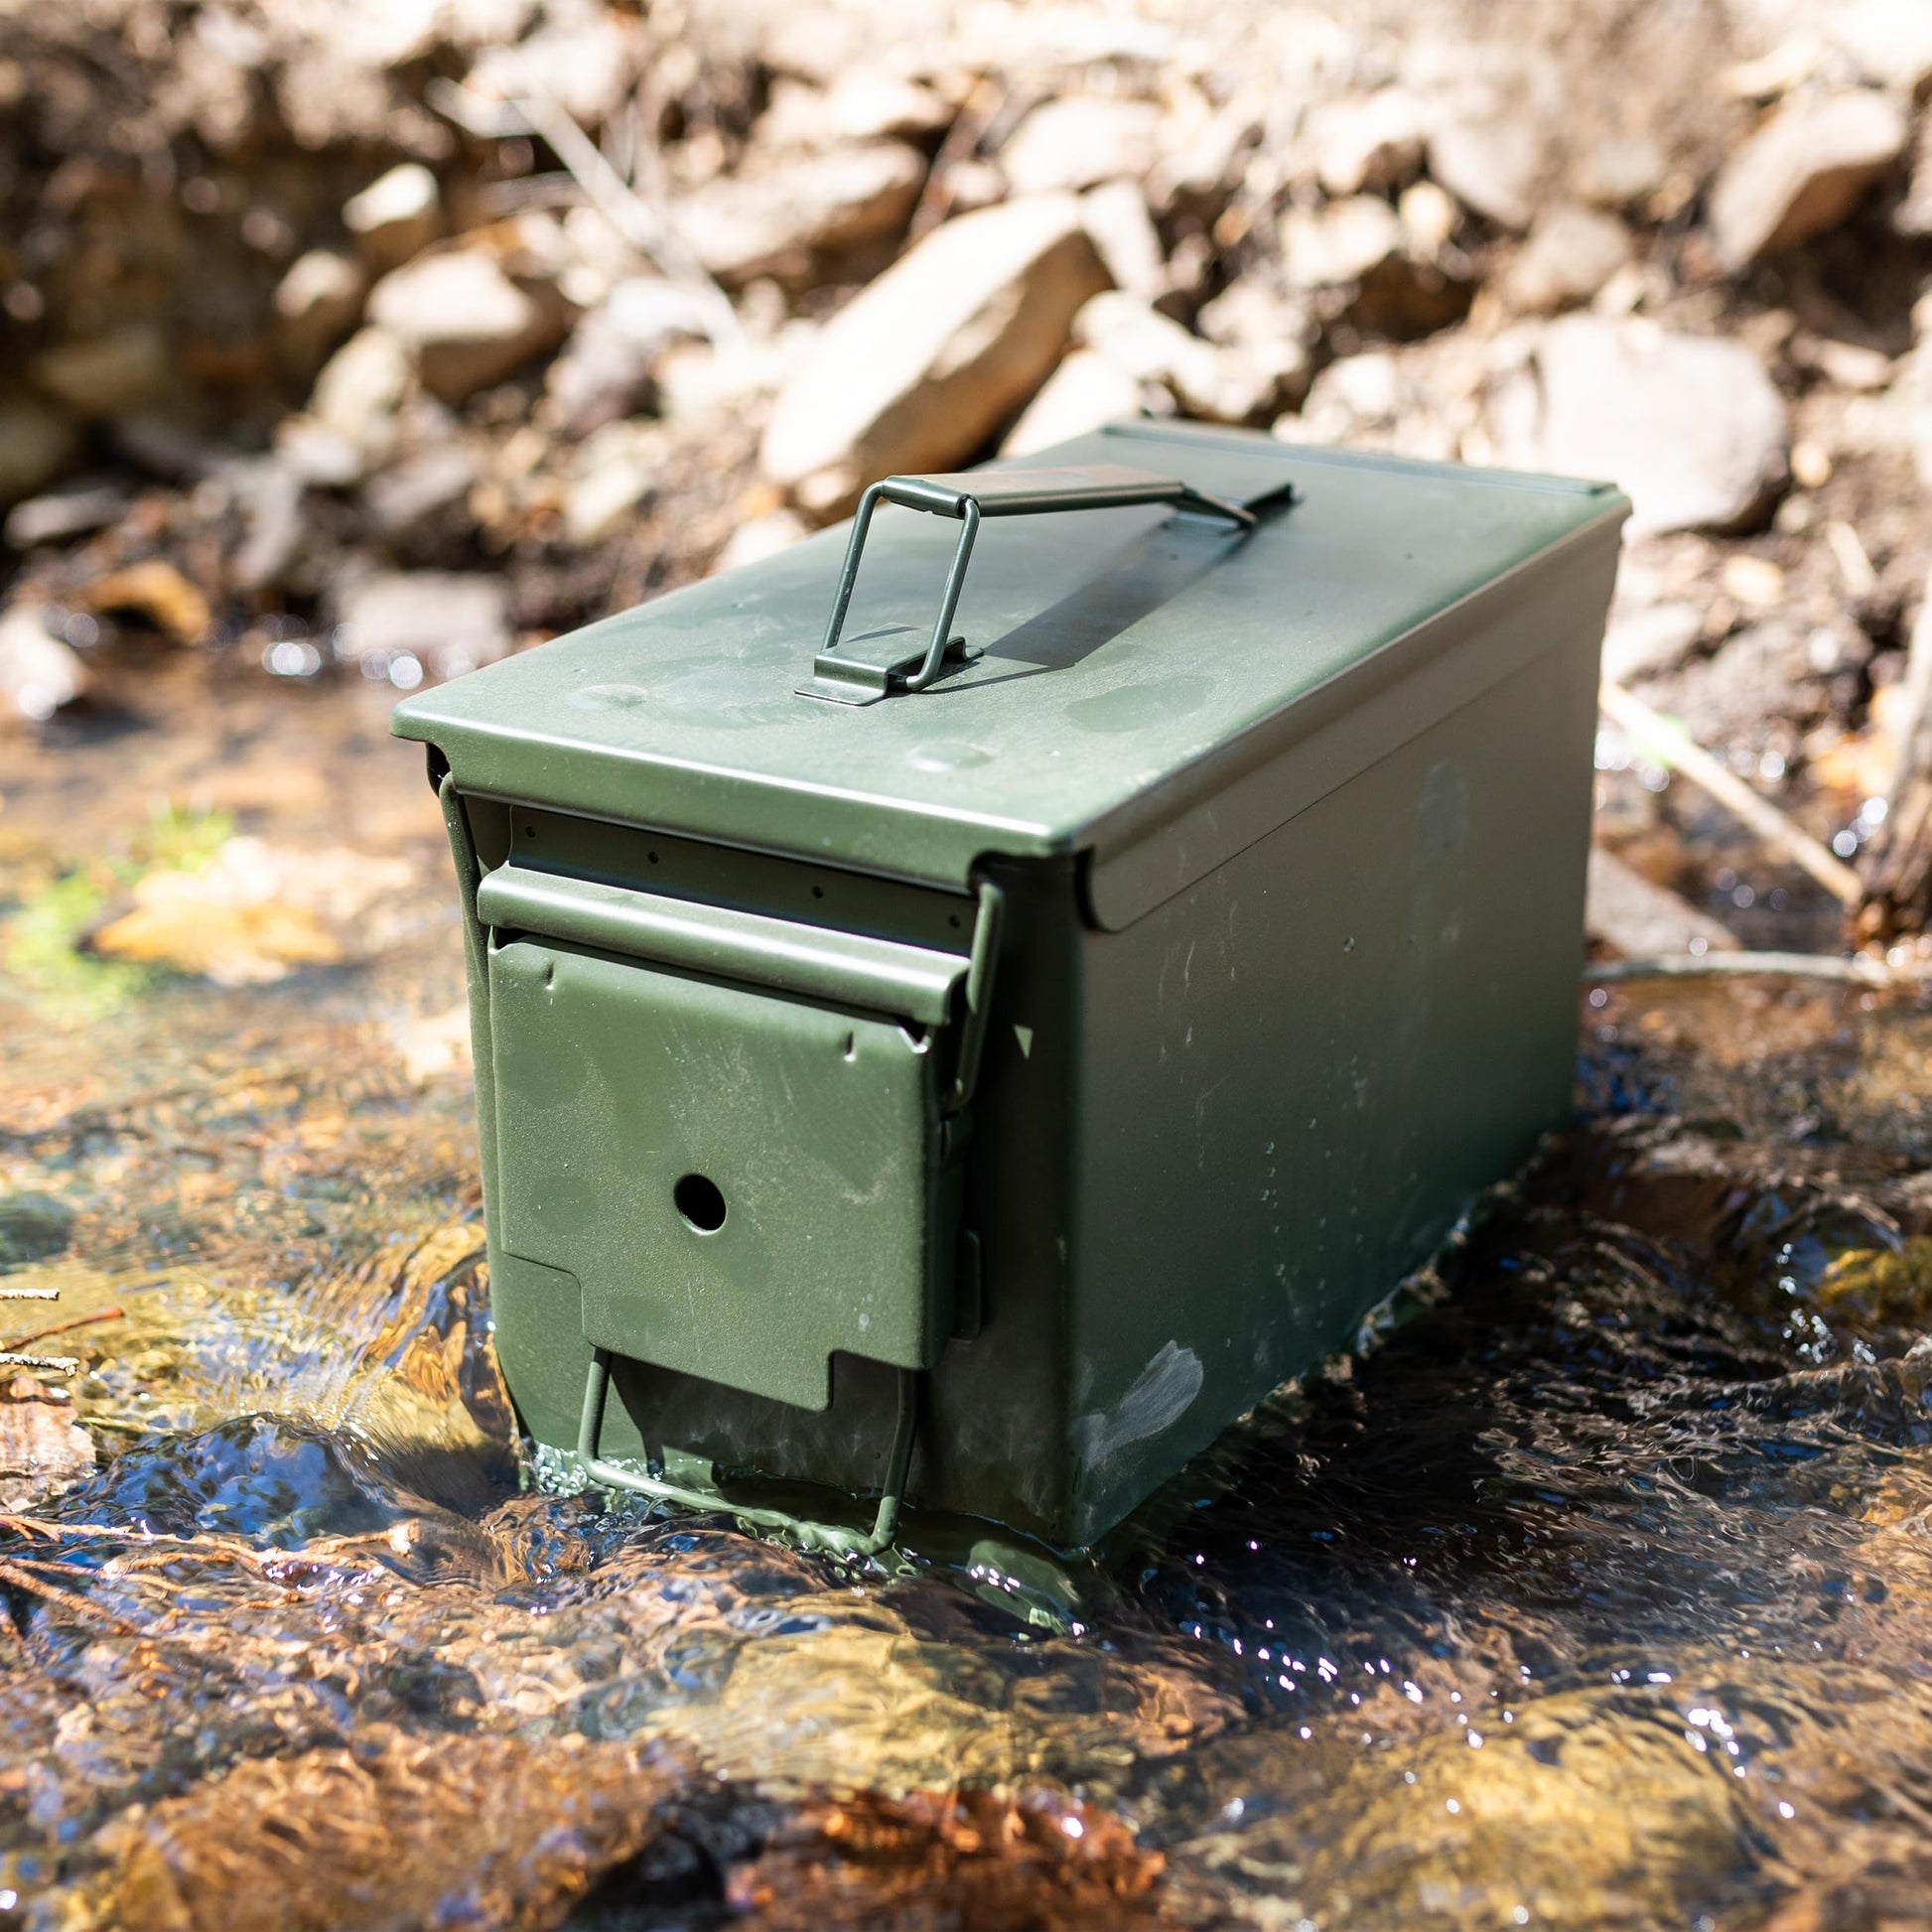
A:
393;424;1628;916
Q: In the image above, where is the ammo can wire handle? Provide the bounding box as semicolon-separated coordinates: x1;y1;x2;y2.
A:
802;464;1269;705
576;1349;918;1559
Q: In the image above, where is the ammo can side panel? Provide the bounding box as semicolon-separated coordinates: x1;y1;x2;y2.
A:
1059;578;1607;1545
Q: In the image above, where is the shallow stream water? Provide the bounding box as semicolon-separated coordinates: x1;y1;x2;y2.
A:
5;661;1932;1930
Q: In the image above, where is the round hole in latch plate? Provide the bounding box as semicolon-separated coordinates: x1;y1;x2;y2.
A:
673;1173;727;1234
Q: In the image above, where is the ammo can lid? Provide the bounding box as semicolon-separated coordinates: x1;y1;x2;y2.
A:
392;422;1626;918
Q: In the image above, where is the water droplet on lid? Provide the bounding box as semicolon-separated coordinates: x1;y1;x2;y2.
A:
569;682;650;710
907;740;994;771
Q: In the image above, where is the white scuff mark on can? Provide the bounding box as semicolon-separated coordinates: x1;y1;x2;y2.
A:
1073;1339;1204;1471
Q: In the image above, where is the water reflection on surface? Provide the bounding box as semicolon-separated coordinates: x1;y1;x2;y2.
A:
5;675;1932;1928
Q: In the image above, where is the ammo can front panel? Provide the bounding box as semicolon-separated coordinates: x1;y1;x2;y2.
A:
472;836;1089;1539
464;806;982;1458
488;940;942;1410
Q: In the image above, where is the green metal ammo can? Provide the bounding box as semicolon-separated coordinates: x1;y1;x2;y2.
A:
392;422;1626;1553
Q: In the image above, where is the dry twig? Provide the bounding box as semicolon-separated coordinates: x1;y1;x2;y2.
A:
1587;950;1928;987
426;78;740;346
1599;679;1864;907
906;76;1009;241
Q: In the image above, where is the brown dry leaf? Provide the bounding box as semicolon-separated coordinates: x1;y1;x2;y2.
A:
0;1373;95;1507
91;890;343;984
80;560;212;646
1808;727;1896;803
104;1725;682;1932
727;1786;1169;1930
87;838;416;986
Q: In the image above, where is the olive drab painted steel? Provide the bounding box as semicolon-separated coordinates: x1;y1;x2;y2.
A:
395;421;1627;1550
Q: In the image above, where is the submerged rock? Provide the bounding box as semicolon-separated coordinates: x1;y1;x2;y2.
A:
103;1726;680;1932
0;1191;74;1270
0;1375;93;1509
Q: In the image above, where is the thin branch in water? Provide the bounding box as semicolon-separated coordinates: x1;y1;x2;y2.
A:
3;1554;104;1579
1599;679;1864;907
0;1289;61;1303
0;1514;275;1569
0;1556;145;1635
2;1308;120;1353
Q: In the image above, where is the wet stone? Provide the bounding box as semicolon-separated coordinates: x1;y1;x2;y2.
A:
0;1193;74;1270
